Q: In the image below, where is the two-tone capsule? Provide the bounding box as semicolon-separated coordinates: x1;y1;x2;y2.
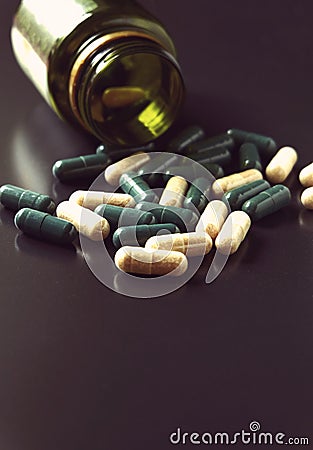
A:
241;185;291;221
135;201;199;232
212;169;263;196
159;176;188;208
119;171;158;203
112;223;180;249
239;142;262;171
56;201;110;240
0;184;56;213
138;153;181;186
195;200;229;239
104;152;150;186
69;190;136;209
52;153;109;182
265;146;298;183
14;208;77;245
145;232;213;257
95;204;155;228
115;247;188;276
224;179;271;211
215;211;251;255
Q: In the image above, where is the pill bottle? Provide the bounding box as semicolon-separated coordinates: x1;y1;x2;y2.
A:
11;0;185;146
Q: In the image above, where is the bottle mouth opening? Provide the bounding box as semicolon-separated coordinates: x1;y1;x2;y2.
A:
70;34;184;146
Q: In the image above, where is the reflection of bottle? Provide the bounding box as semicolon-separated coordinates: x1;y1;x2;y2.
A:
11;0;185;146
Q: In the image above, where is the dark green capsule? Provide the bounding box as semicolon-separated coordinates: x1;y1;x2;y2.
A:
241;185;291;221
186;133;235;155
188;147;231;167
52;153;110;182
112;223;180;249
183;177;212;213
224;179;271;211
135;201;199;232
96;142;155;162
138;153;180;186
163;162;224;183
227;128;277;156
94;204;155;228
0;184;55;213
14;208;77;244
119;171;158;203
239;142;262;171
167;125;205;153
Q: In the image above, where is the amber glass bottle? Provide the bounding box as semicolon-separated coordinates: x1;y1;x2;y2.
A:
11;0;185;146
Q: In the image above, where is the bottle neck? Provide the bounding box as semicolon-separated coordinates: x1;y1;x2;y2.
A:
69;34;184;145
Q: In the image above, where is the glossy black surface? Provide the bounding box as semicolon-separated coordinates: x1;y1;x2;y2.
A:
1;1;312;449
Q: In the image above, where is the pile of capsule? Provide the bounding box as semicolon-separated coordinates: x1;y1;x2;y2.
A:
1;126;312;278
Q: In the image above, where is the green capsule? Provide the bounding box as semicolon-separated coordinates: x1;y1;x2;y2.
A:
96;142;155;162
138;153;180;186
14;208;77;244
239;142;262;171
186;133;235;155
52;153;110;182
227;128;277;156
94;204;155;228
183;177;211;213
135;201;199;232
188;147;231;167
119;171;158;203
224;179;271;210
0;184;55;213
241;185;291;221
112;223;180;249
167;125;205;153
163;162;224;183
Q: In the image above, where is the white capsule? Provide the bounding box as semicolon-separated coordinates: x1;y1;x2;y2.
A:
212;169;263;195
195;200;229;239
114;247;188;276
265;146;298;183
301;187;313;210
56;201;110;241
159;176;188;208
104;153;151;186
145;231;213;257
69;190;135;210
215;211;251;255
299;162;313;188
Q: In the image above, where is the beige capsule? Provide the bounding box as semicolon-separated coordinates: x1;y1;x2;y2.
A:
69;190;135;210
215;211;251;255
102;86;147;108
104;153;151;186
299;162;313;187
159;176;188;208
56;201;110;241
265;146;298;183
115;247;188;276
195;200;229;239
145;231;212;257
301;187;313;210
212;169;263;196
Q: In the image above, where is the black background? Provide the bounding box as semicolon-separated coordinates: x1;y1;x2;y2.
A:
0;1;312;449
